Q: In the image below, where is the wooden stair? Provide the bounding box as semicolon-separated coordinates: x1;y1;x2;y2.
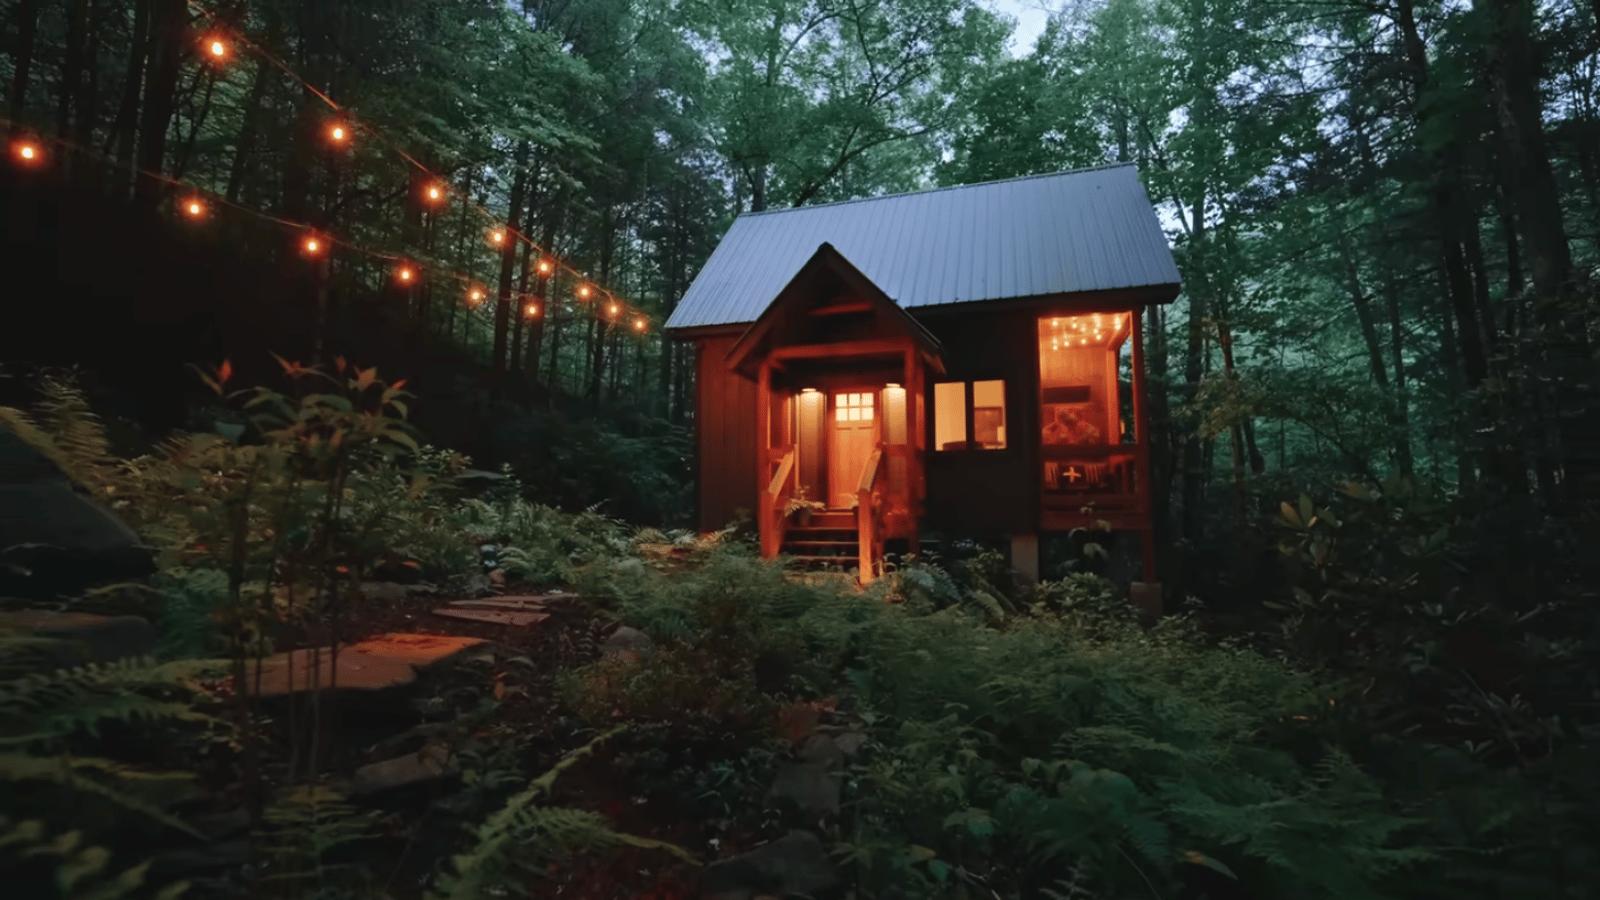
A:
781;510;860;571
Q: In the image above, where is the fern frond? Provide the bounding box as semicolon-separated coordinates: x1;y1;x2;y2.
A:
0;819;190;900
435;726;695;900
0;753;202;838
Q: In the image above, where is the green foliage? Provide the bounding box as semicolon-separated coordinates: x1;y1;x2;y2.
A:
460;498;630;585
432;727;693;900
257;785;382;894
0;819;189;900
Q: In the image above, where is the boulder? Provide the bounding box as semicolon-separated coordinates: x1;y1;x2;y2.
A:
0;427;154;598
600;625;653;659
699;830;840;900
767;763;841;818
350;744;457;797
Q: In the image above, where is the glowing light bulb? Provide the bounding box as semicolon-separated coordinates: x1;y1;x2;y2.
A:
490;230;505;244
524;302;539;317
427;185;443;202
398;266;413;281
634;319;646;331
469;289;484;303
304;236;321;254
609;303;618;316
538;259;552;274
330;124;346;142
185;199;203;217
577;285;591;299
17;143;38;161
210;40;226;57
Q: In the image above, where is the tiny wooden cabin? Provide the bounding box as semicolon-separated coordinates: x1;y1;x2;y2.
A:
664;164;1181;585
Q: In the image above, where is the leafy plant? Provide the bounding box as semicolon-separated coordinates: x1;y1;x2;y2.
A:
432;727;693;899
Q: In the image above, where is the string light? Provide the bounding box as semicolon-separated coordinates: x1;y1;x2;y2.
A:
397;264;415;282
169;4;654;337
608;303;619;316
635;318;647;331
183;198;205;218
489;229;505;245
303;234;324;255
577;285;591;299
13;141;40;164
468;288;484;305
524;302;539;318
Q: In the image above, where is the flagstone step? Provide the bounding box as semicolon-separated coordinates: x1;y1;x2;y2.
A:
432;608;550;627
242;633;487;697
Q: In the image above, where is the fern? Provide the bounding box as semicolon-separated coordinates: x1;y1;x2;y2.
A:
258;784;381;889
0;819;189;900
0;376;120;501
433;726;694;899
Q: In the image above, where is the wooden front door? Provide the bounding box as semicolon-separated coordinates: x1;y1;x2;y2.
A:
828;390;877;508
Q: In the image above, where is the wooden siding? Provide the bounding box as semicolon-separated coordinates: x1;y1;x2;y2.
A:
695;335;759;532
916;308;1040;533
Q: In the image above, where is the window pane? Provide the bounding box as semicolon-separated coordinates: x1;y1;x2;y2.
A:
973;380;1006;449
934;382;967;450
1039;314;1129;448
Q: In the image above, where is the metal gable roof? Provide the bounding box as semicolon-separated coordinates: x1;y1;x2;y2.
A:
665;163;1180;332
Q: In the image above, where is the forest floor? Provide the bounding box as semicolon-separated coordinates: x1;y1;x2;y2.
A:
218;578;759;900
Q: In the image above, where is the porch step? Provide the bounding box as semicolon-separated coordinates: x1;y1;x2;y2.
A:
785;540;857;548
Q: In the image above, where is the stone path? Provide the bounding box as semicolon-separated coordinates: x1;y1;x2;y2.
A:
242;632;487;696
431;593;552;626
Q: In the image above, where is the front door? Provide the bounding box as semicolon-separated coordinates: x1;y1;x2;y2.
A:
828;390;877;508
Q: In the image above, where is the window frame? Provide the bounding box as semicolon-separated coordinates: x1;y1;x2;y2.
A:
932;378;1009;453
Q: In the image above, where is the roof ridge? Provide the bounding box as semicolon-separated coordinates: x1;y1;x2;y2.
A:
738;162;1141;218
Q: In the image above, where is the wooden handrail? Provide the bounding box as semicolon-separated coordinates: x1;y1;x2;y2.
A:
762;448;796;560
856;447;886;584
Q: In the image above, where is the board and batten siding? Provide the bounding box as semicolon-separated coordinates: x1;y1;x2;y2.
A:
916;307;1040;534
695;335;760;532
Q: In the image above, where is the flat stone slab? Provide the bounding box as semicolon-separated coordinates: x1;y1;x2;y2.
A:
4;611;158;665
445;597;548;610
243;633;486;697
432;608;550;626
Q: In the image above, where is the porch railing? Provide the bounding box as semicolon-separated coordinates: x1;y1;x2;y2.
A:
856;445;886;584
762;448;797;559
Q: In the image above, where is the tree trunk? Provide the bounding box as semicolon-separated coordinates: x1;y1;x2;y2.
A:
133;0;185;211
109;0;152;197
57;0;90;168
225;57;275;202
525;210;559;377
492;140;532;377
1383;277;1415;478
6;0;42;132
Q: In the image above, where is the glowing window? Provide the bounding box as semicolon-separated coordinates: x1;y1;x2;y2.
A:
935;380;1006;451
834;391;874;422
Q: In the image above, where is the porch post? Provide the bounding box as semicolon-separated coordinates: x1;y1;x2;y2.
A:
757;359;774;558
1130;306;1160;613
904;348;922;557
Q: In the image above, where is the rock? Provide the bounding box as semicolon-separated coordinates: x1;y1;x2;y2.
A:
488;569;506;586
796;733;844;770
432;608;549;626
447;596;548;610
242;633;487;697
767;763;841;818
833;731;867;756
3;610;157;666
359;582;410;603
365;722;456;762
0;427;155;598
699;830;841;900
600;625;653;659
350;745;456;797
